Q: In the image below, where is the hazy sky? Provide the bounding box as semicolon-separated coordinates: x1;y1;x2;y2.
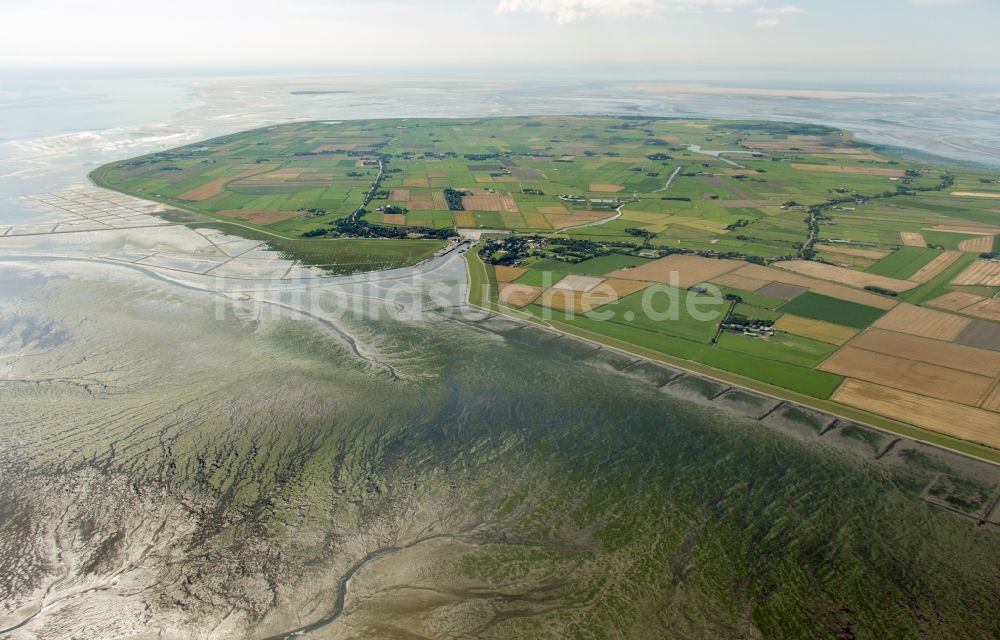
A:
1;0;996;75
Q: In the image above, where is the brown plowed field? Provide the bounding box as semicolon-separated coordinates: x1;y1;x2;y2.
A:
608;255;742;289
819;346;995;406
849;328;1000;378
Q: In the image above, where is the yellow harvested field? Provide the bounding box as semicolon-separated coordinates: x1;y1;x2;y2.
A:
545;212;609;230
728;264;898;310
608;255;743;289
589;184;624;193
909;251;962;283
983;385;1000;413
494;266;527;283
791;163;905;177
711;272;771;292
951;191;1000;199
499;284;542;308
552;274;606;293
454;212;476;228
965;299;1000;322
816;252;877;271
601;279;654;297
833;379;1000;449
432;192;449;210
621;210;670;223
872;303;970;341
951;261;1000;286
773;259;917;292
522;213;552;229
232;167;317;185
848;328;1000;378
959;235;996;253
474;175;518;183
408;198;434;211
774;315;858;345
933;223;1000;234
539;288;618;313
820;346;996;406
178;178;229;201
461;189;519;213
928;291;986;312
900;232;927;247
813;152;886;162
817;245;891;260
389;189;410;201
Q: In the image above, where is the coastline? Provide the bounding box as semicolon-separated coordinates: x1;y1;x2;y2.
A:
463;246;1000;468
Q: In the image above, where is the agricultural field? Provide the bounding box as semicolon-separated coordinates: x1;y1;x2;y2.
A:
461;118;1000;448
94;116;1000;448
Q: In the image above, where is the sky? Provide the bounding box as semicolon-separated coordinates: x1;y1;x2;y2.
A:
1;0;997;80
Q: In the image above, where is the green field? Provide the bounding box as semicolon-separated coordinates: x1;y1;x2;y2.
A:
778;293;886;329
865;246;942;279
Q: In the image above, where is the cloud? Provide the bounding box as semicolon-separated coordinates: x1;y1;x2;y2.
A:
751;3;801;27
496;0;752;23
753;4;802;14
911;0;975;4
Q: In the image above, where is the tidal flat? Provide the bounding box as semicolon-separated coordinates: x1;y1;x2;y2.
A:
2;76;1000;639
1;212;999;639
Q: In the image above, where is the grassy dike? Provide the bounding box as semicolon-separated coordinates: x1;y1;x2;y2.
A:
464;247;1000;465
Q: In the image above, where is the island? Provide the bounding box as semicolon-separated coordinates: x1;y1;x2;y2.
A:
92;116;1000;460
